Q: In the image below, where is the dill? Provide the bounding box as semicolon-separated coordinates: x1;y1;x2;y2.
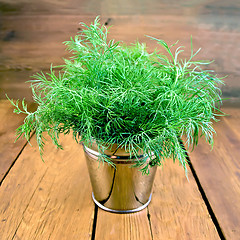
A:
8;17;224;176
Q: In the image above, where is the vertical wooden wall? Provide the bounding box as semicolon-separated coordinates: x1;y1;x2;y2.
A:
0;0;240;105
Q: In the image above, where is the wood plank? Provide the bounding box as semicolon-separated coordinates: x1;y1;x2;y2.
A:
95;208;152;240
0;99;36;182
189;107;240;240
0;134;94;240
223;107;240;136
1;14;239;102
1;14;239;70
148;161;219;240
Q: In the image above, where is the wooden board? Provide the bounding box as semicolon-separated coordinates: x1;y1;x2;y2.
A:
189;107;240;240
0;99;36;182
0;133;94;240
149;162;219;240
94;162;219;240
95;208;152;240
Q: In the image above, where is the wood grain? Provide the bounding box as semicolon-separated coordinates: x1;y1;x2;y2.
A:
0;134;94;240
0;1;240;238
222;108;240;136
95;208;152;240
1;13;239;102
148;161;219;240
0;99;36;182
189;107;240;240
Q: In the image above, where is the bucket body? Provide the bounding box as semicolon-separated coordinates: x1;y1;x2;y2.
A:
83;144;157;213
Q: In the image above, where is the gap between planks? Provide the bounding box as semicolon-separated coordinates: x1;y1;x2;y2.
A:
0;134;95;240
91;206;154;240
188;107;240;240
179;139;226;240
0;131;35;186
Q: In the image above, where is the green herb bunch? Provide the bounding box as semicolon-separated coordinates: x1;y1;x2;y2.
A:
9;17;224;175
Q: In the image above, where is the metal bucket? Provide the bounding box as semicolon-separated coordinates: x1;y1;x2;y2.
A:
83;144;157;213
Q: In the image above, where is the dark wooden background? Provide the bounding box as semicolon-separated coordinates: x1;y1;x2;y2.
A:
0;0;240;105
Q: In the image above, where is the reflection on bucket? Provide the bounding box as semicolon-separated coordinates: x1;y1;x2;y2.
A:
83;144;157;213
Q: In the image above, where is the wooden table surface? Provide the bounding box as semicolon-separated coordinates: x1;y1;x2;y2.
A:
0;101;239;240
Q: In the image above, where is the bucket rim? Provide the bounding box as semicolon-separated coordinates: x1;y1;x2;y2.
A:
83;145;148;164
